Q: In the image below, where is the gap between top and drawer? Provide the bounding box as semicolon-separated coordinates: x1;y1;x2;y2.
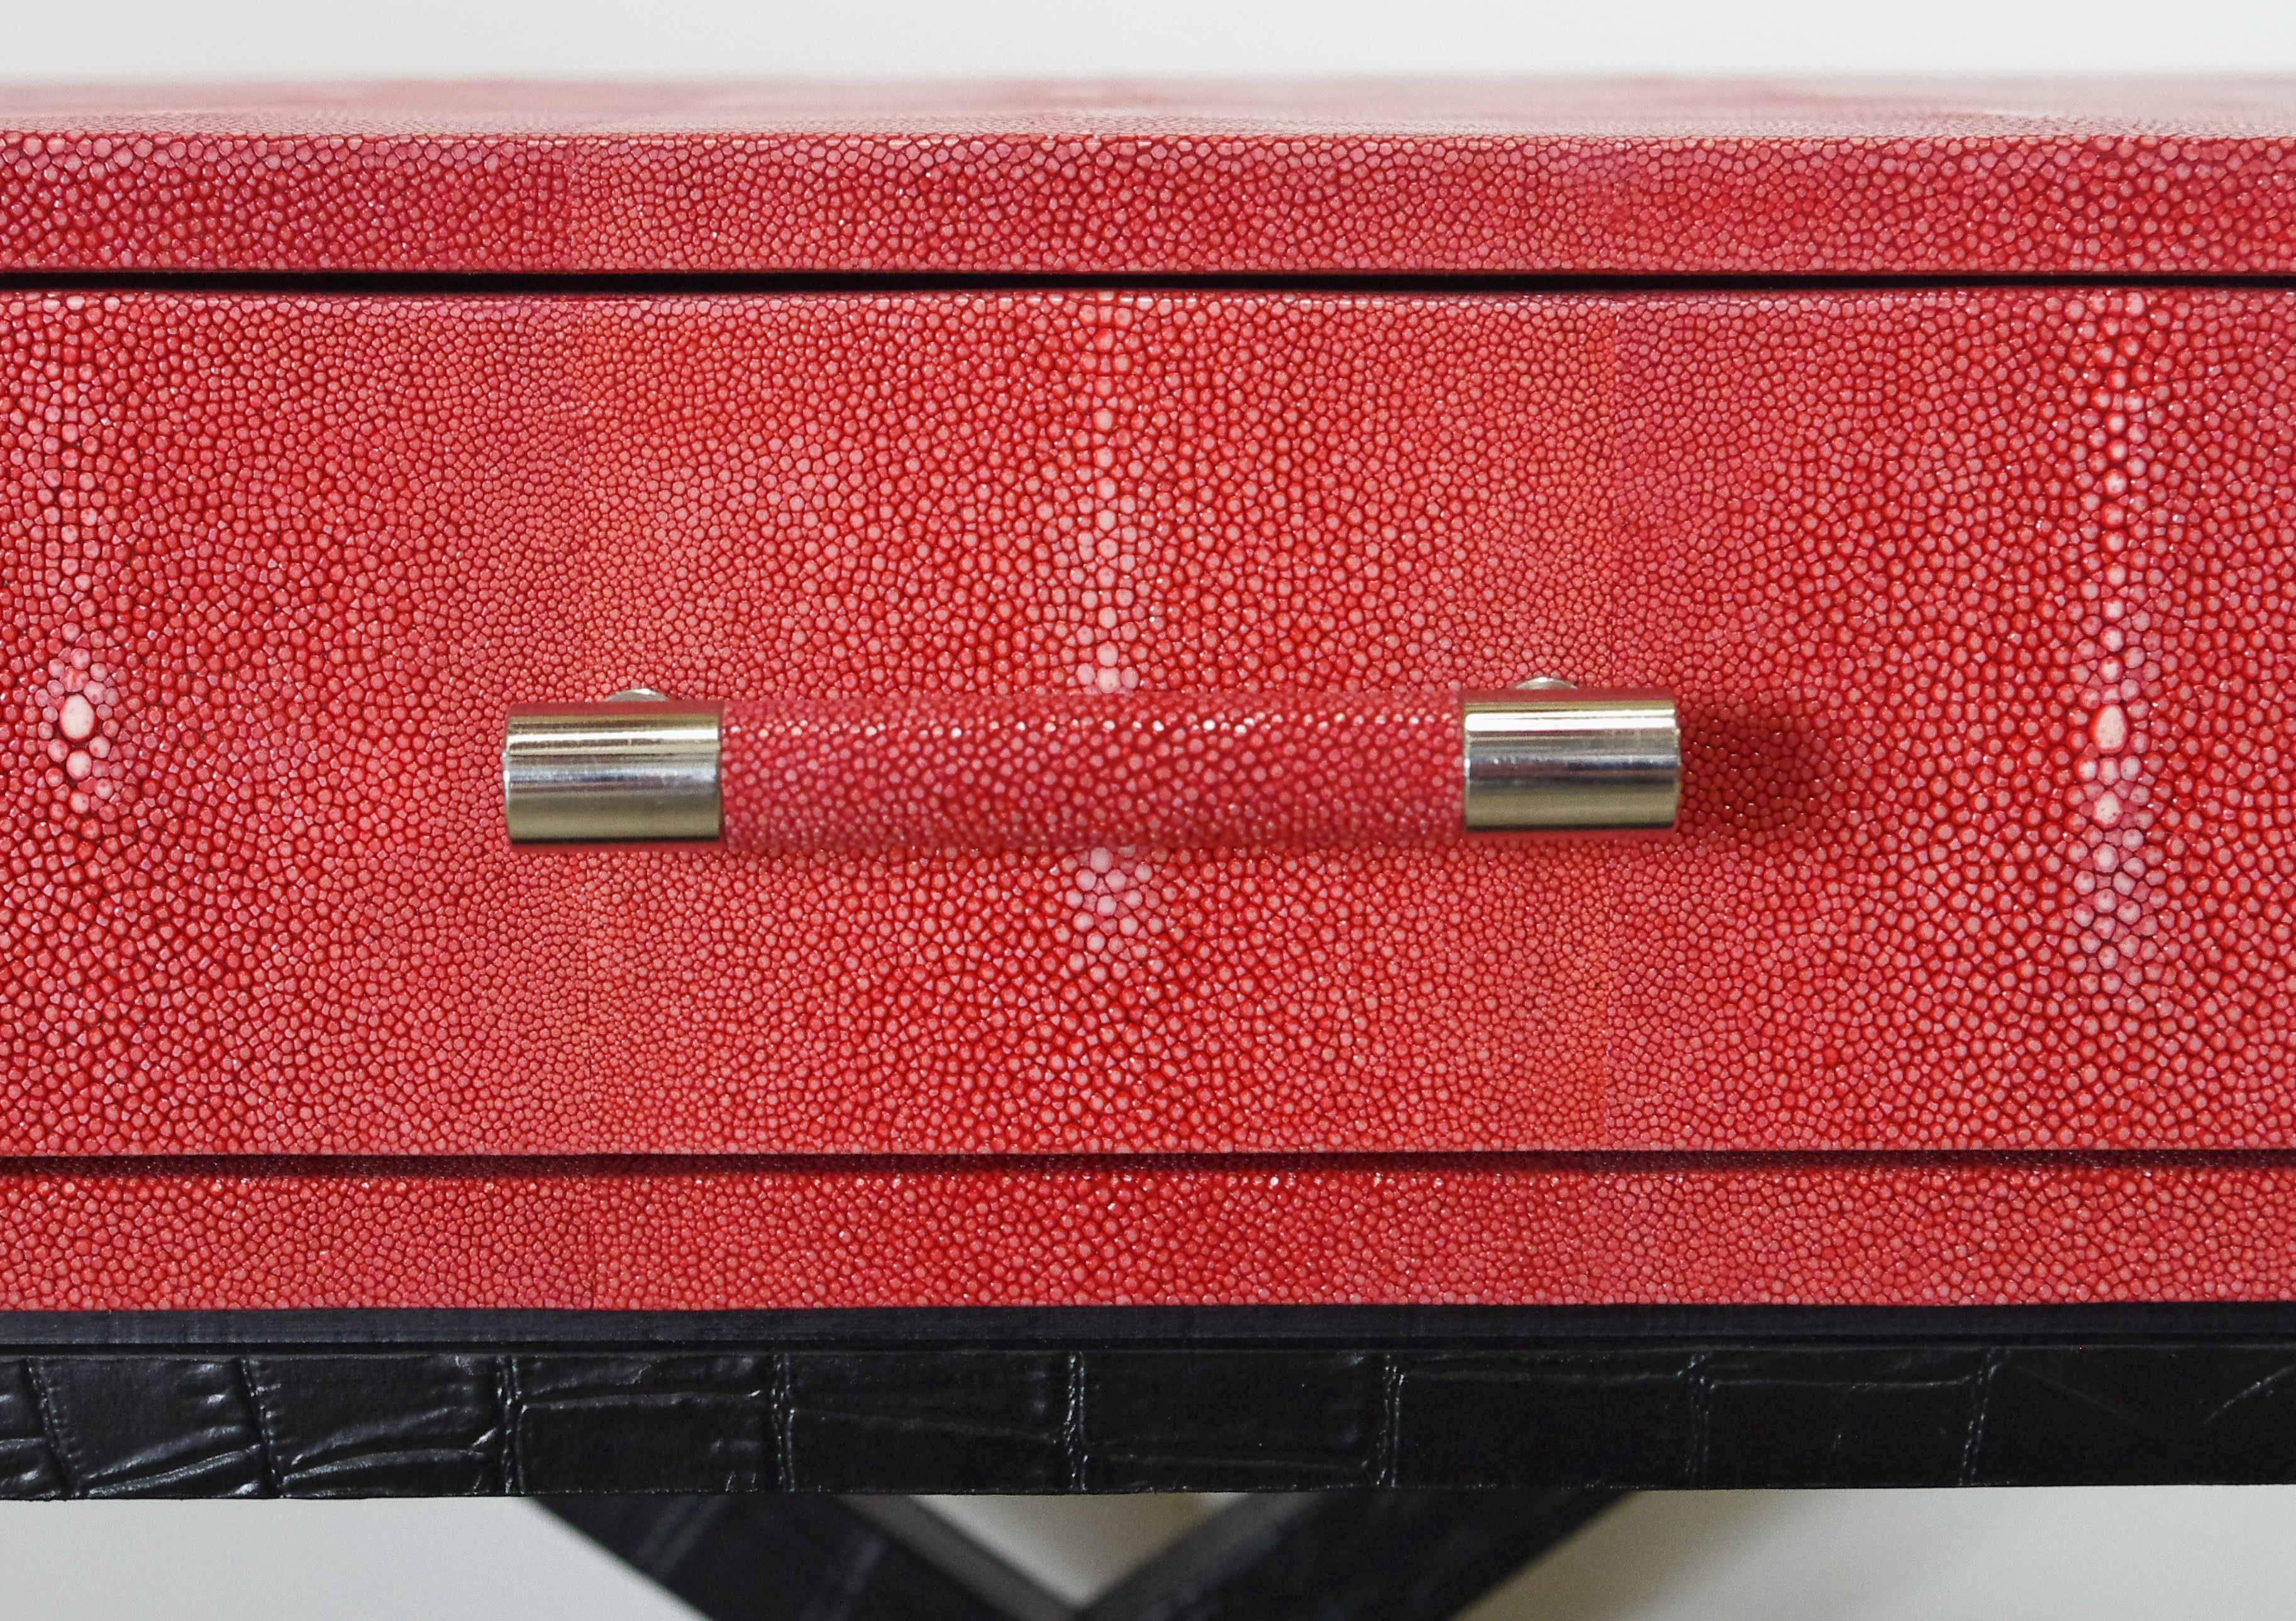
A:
9;269;2296;297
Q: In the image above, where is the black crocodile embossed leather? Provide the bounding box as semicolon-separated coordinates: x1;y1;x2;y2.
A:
4;1307;2296;1495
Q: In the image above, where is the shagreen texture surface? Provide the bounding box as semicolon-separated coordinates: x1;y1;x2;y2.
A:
5;289;2290;1169
8;79;2296;274
6;82;2296;1309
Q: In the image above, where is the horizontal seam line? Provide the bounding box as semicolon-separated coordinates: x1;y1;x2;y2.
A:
4;1149;2296;1175
8;270;2296;297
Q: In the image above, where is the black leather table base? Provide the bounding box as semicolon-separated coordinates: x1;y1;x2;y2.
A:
4;1306;2295;1496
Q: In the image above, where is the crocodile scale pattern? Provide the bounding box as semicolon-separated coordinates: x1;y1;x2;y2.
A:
8;81;2296;274
11;1332;2296;1493
719;692;1461;851
4;287;2293;1161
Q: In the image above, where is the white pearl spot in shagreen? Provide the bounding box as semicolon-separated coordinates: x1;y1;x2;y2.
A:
58;694;96;743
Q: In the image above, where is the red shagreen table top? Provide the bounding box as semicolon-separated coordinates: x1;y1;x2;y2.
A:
7;78;2296;275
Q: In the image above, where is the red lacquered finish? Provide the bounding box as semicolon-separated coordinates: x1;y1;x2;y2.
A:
3;84;2295;1310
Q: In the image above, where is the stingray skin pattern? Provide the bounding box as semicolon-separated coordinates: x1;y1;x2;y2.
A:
719;692;1461;851
9;81;2296;275
5;286;2294;1164
9;84;2296;1313
7;1157;2296;1309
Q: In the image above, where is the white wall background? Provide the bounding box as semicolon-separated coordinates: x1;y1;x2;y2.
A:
8;2;2296;1616
9;1487;2296;1618
1;0;2294;80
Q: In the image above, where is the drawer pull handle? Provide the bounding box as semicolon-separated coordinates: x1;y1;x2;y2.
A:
502;686;1679;849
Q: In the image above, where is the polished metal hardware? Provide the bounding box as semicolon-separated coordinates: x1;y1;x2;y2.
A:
1459;686;1680;833
502;690;723;844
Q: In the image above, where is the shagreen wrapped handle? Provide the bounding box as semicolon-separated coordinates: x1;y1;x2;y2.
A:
502;685;1680;850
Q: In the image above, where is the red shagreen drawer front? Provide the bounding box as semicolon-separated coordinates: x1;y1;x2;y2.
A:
7;286;2292;1159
